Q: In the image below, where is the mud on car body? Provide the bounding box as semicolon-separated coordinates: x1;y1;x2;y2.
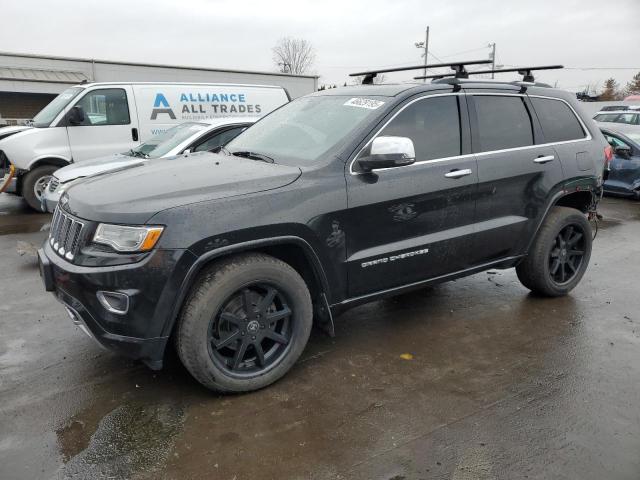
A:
39;72;609;393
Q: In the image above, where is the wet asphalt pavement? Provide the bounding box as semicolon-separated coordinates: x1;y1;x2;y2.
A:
0;193;639;480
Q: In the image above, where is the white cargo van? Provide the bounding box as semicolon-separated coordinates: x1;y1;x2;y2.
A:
0;82;289;210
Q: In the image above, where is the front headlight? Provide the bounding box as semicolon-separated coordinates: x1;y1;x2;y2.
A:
93;224;164;252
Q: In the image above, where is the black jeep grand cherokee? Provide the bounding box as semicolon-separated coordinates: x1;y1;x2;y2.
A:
39;79;608;392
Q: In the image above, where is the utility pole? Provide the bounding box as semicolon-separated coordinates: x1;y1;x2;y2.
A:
488;42;496;78
415;27;430;83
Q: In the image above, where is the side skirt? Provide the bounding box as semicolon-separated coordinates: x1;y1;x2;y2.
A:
330;255;524;316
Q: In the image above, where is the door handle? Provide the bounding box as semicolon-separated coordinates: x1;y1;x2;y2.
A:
445;168;472;179
534;155;554;164
131;128;139;141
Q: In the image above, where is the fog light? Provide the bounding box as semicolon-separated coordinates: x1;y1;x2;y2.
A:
97;291;130;315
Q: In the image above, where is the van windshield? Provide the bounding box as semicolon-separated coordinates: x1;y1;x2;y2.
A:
32;87;84;128
224;95;387;165
129;122;209;159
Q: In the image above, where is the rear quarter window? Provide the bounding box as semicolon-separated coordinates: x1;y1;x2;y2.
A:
531;97;586;143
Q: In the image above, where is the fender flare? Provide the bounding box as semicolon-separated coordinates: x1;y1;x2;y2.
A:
525;183;597;253
161;235;331;337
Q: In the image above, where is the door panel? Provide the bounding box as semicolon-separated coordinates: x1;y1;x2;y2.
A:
345;93;478;297
467;93;565;263
66;86;139;162
346;159;478;296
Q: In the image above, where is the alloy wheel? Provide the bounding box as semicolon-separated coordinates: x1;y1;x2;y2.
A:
34;175;52;201
548;224;586;285
207;283;293;376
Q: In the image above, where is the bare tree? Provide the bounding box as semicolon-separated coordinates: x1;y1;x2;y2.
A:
599;78;622;101
350;74;387;85
272;37;315;75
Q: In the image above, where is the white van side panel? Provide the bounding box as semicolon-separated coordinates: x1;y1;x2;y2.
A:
133;85;288;140
0;127;71;170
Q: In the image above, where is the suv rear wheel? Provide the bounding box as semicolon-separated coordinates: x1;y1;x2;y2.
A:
23;165;57;211
176;253;313;392
516;206;592;297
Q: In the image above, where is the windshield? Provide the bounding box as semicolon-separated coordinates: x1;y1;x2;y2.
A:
225;96;387;165
129;122;209;159
32;87;83;128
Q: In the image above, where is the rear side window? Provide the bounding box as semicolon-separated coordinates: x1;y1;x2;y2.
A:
473;96;533;151
531;97;585;143
380;96;461;161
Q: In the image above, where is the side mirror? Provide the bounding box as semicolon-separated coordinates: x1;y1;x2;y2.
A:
67;106;85;126
357;136;416;172
615;145;632;158
183;148;192;154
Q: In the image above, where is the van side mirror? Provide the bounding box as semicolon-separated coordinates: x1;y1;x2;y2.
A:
67;106;85;126
615;145;632;158
357;136;416;172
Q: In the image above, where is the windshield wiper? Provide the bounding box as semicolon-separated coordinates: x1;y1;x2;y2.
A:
231;151;275;163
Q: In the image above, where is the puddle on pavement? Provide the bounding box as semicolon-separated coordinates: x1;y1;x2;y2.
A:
55;402;185;479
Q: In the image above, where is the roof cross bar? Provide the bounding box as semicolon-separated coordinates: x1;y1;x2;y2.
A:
350;59;492;85
413;65;564;82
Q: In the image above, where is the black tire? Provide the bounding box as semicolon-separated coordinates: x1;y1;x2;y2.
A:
176;253;313;393
516;206;592;297
22;165;58;211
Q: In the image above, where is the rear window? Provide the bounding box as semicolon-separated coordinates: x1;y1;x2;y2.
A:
531;97;586;143
473;95;533;151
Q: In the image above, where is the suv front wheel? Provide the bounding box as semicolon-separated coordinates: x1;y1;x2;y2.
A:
176;253;313;392
517;206;593;297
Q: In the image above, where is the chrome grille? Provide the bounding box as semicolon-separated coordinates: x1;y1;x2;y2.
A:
49;207;85;260
48;177;60;192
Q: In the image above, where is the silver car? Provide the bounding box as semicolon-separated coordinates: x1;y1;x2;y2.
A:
42;118;255;212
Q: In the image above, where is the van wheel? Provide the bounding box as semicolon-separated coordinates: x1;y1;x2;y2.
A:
23;165;58;211
516;206;592;297
176;253;313;393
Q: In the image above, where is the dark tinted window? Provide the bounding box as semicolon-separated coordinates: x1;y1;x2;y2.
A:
193;126;247;152
379;96;461;160
532;97;585;142
474;96;533;151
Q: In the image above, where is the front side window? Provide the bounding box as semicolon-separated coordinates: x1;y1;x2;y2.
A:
32;87;83;128
473;95;533;152
531;97;585;143
616;113;638;125
194;126;247;152
73;88;130;126
377;96;461;161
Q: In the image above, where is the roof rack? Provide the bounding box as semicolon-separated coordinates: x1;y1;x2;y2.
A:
349;59;493;85
413;65;564;83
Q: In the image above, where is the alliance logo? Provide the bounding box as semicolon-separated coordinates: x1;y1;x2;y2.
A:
150;93;176;120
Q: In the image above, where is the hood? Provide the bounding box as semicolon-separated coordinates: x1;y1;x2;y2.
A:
0;125;31;141
55;153;145;183
65;152;302;224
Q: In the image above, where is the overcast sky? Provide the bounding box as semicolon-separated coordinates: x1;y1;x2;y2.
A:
2;0;639;93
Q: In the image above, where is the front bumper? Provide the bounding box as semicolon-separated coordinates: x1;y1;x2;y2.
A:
38;241;197;369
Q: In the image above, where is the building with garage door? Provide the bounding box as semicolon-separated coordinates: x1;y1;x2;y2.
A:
0;51;318;125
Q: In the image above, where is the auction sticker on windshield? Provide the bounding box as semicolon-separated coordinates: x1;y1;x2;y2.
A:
344;98;385;109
